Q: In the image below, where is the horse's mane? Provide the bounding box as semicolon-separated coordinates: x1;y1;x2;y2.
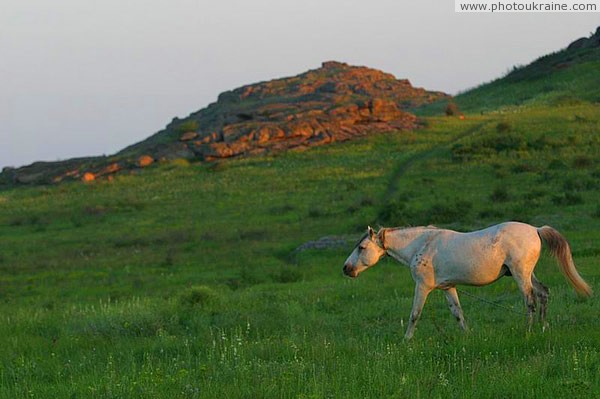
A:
354;232;369;247
354;225;440;248
382;225;439;232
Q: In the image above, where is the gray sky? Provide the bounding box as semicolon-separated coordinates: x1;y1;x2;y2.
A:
1;1;598;169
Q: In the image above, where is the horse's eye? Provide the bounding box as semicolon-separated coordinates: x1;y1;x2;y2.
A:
359;244;367;250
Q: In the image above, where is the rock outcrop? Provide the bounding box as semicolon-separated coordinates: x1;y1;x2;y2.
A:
123;61;447;162
1;61;448;186
567;27;600;50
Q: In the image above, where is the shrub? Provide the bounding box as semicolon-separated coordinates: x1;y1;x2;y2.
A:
378;199;414;225
530;135;554;151
549;95;583;106
74;301;168;338
179;286;220;308
445;102;460;116
227;266;263;290
208;162;229;172
359;196;375;207
163;247;176;267
84;205;109;216
273;265;303;284
548;159;567;170
512;163;538;174
563;178;585;192
381;198;473;225
551;192;584;206
451;143;478;162
174;120;199;133
509;204;532;223
496;121;511;133
478;208;504;219
451;133;526;162
239;228;271;241
8;217;25;226
494;168;508;178
572;155;593;169
170;158;191;168
488;133;525;152
426;200;473;224
271;204;295;215
308;207;326;218
490;187;510;202
522;188;547;201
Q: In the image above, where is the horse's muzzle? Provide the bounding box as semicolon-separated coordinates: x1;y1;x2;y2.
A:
343;264;357;278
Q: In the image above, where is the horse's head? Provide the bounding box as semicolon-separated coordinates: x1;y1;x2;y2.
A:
343;226;386;278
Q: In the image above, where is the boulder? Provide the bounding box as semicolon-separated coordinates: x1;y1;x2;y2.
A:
293;235;351;253
567;37;588;50
180;131;199;141
155;143;195;161
254;126;285;143
196;142;251;160
82;172;95;182
97;163;121;176
137;155;154;167
15;172;43;184
321;61;349;69
567;28;600;50
369;98;403;122
0;167;16;184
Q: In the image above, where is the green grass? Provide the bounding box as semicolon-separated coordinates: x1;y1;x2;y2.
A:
415;46;600;116
455;60;600;113
1;104;600;397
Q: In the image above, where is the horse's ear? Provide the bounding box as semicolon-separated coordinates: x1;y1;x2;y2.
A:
367;226;376;239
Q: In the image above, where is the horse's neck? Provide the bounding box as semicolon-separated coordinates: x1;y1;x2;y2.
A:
386;227;434;265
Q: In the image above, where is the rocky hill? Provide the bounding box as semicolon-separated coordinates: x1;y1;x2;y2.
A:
1;61;447;186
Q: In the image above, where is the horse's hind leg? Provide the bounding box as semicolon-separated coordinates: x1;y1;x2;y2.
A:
444;287;468;332
532;274;550;331
512;273;537;332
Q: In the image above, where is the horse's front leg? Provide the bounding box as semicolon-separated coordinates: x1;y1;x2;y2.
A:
404;283;432;340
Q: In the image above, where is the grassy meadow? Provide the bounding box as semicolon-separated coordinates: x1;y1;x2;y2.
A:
1;104;600;397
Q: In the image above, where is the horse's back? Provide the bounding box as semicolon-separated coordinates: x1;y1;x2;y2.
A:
454;221;541;256
429;222;541;286
458;221;539;243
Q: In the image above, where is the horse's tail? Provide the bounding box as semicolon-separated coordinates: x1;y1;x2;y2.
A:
537;225;592;297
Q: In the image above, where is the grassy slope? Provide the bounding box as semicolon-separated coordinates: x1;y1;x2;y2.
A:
1;105;600;397
416;46;600;116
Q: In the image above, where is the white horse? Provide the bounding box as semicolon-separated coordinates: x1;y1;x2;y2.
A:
343;222;592;339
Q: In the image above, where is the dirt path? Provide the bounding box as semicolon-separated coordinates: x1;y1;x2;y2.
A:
382;120;491;202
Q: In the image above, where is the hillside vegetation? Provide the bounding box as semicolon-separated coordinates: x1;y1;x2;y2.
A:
416;27;600;115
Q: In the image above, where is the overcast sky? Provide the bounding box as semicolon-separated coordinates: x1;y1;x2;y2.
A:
1;1;598;169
